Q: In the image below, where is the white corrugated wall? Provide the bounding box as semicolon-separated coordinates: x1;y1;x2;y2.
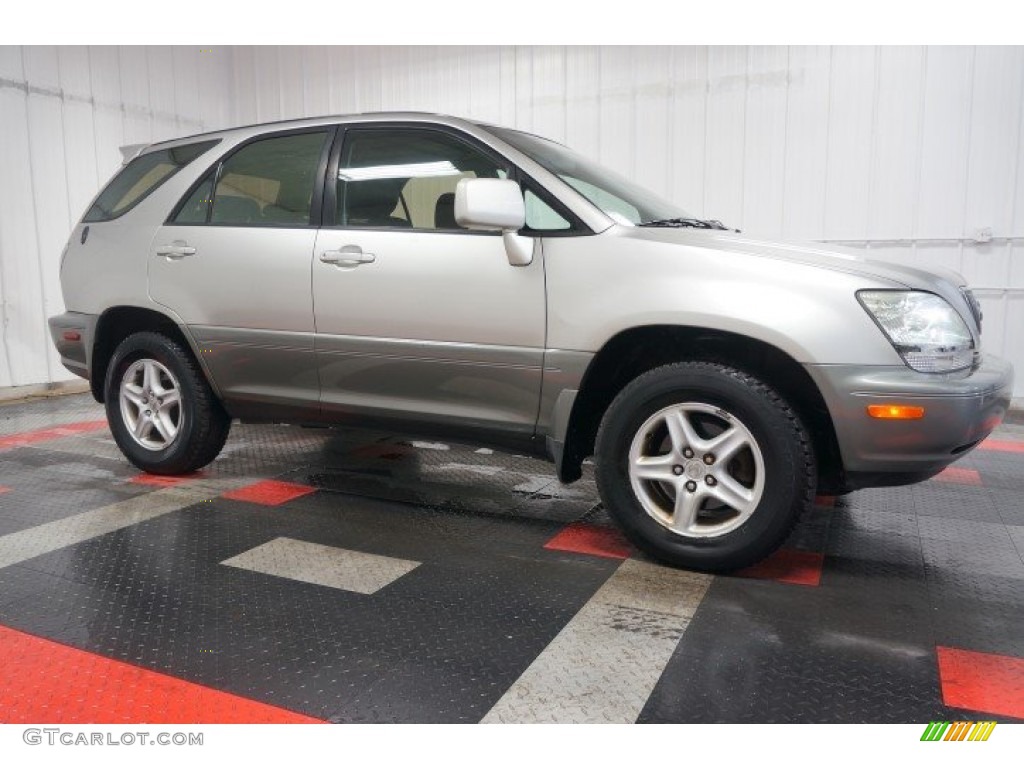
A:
0;45;232;388
2;46;1022;396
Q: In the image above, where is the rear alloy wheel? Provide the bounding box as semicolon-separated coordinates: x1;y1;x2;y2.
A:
104;331;230;475
595;362;816;572
119;359;183;451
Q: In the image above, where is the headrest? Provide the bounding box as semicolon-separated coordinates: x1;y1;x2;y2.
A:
344;179;405;223
211;195;261;224
434;192;458;230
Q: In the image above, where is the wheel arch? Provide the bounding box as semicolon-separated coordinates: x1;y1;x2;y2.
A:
557;325;845;493
90;306;213;403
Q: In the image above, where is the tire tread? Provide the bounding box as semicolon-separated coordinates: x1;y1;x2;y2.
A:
104;331;230;475
594;361;816;572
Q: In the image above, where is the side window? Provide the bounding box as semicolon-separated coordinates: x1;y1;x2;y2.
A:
203;132;329;227
338;129;510;231
173;175;214;224
85;139;218;222
525;188;571;231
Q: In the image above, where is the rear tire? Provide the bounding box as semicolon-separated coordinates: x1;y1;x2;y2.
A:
104;331;230;474
595;362;816;572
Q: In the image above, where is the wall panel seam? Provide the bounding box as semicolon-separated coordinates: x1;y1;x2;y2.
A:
21;47;53;383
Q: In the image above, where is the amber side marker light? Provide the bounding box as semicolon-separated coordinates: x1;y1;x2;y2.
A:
867;404;926;420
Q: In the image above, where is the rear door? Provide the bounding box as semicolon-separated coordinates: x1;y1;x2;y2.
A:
149;128;334;419
312;125;547;436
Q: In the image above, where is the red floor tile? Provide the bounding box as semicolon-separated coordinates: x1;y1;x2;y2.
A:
222;479;317;506
544;522;632;560
980;438;1024;454
937;646;1024;720
0;420;108;451
737;549;824;586
935;466;982;486
0;623;324;724
130;473;202;488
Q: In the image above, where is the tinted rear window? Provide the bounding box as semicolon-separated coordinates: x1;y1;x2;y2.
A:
83;140;219;222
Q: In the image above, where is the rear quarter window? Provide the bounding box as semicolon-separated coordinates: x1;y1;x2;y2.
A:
83;139;219;222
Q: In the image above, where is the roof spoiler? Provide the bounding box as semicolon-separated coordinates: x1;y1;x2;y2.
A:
119;143;150;164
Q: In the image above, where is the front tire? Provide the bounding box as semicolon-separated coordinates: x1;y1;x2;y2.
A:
104;331;230;475
595;362;816;572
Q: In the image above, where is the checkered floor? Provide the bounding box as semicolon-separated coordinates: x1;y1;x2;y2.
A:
0;392;1022;723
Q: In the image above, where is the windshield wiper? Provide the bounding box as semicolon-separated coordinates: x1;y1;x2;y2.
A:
639;217;732;230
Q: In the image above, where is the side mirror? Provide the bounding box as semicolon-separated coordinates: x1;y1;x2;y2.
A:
455;178;526;231
455;178;534;266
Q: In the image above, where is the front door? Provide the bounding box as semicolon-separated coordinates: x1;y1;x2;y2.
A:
312;126;546;436
150;128;334;419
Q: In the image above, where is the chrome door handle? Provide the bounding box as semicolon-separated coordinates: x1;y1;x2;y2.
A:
156;242;196;258
321;245;376;266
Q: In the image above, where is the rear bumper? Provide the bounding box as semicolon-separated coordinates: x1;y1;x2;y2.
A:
807;356;1014;488
47;311;98;382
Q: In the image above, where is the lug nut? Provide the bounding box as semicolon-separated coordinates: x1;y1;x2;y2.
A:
703;454;715;465
672;465;684;476
685;480;697;493
705;476;717;486
683;448;694;459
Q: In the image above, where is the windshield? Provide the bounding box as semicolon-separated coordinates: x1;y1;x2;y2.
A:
488;126;693;225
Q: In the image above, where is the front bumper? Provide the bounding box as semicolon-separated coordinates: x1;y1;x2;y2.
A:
47;311;98;382
807;355;1014;489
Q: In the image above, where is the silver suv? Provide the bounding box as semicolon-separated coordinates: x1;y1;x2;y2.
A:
48;113;1014;571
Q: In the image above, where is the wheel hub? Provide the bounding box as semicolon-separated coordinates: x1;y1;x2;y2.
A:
683;459;706;481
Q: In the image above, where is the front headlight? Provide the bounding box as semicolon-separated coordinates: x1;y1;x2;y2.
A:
857;290;975;373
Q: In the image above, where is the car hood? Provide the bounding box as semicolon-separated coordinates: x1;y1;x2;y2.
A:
619;226;982;338
623;226;967;289
621;225;983;324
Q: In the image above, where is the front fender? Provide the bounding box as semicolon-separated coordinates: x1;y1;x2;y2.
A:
542;228;903;367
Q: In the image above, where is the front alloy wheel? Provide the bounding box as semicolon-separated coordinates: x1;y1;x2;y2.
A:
628;403;765;539
595;362;816;572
